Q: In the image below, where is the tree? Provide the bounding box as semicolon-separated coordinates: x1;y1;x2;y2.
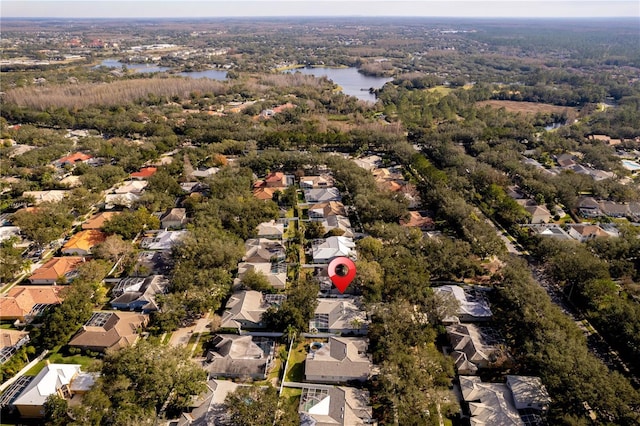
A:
96;340;207;419
224;385;279;426
11;202;73;247
240;269;273;292
304;221;326;240
102;207;160;240
93;234;135;269
43;394;69;426
0;237;30;284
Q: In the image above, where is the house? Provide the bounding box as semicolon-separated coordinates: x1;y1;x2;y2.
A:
110;275;169;313
524;204;552;224
130;250;172;277
0;225;21;242
139;230;188;250
433;285;492;323
577;197;602;218
599;201;629;218
0;330;30;364
531;224;573;240
174;379;239;426
220;290;286;330
236;262;287;290
104;192;140;209
298;385;373;426
304;187;342;204
556;153;576;168
506;375;551;412
256;220;285;240
12;364;93;418
254;171;288;189
353;155;382;171
0;286;64;322
68;311;149;353
243;238;286;263
59;175;82;188
400;211;435;231
55;152;92;167
310;298;368;335
459;376;524;426
305;336;371;384
29;257;84;284
308;201;347;219
204;334;275;380
130;167;157;180
180;181;207;194
62;230;107;256
252;186;280;201
114;180;148;194
82;212;119;230
191;167;220;179
312;236;356;263
300;175;334;189
22;190;68;205
446;323;501;374
160;208;187;229
567;224;611;243
319;215;354;238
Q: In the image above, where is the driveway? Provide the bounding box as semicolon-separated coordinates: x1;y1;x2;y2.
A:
168;312;210;347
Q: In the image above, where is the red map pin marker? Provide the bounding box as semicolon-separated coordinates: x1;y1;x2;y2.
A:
328;257;356;294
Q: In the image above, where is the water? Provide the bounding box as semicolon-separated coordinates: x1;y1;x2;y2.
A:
177;69;228;80
284;67;392;102
96;59;227;80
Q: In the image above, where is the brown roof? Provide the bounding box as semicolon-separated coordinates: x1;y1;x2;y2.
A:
0;329;29;349
62;230;107;253
252;187;278;200
400;211;434;229
68;311;148;352
29;257;84;283
82;212;120;230
0;286;64;320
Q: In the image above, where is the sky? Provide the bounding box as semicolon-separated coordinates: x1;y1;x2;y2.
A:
2;0;639;19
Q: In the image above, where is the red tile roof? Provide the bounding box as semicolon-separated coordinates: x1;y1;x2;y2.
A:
29;257;84;283
130;167;157;179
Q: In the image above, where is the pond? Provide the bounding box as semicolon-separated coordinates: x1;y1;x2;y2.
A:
96;59;227;80
284;67;392;102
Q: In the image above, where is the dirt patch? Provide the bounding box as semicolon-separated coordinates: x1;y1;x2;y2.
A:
477;100;578;116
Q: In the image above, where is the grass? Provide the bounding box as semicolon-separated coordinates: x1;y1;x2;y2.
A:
0;323;16;329
191;331;212;357
427;86;453;96
284;341;308;383
25;347;100;376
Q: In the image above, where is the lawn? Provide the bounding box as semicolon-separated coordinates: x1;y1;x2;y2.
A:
25;349;100;376
284;341;308;383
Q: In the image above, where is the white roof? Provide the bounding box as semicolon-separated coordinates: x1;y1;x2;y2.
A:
312;236;356;262
460;376;524;426
13;364;81;407
434;285;492;320
506;375;551;406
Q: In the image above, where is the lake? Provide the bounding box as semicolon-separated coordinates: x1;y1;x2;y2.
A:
284;67;392;102
96;59;228;80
